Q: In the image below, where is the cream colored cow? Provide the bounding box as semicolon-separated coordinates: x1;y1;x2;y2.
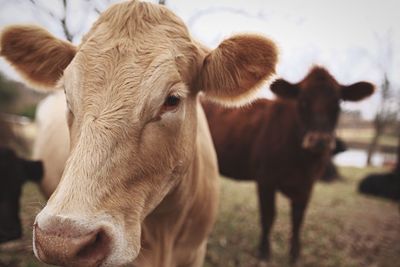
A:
32;91;69;198
0;1;277;266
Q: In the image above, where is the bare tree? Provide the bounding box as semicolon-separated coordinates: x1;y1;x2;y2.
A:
366;74;390;165
27;0;73;41
158;0;166;5
365;30;399;165
187;6;267;28
16;0;116;42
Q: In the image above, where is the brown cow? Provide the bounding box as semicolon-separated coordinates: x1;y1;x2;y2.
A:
0;1;278;266
203;66;374;263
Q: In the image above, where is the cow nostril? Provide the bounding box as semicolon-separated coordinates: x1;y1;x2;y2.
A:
76;229;110;262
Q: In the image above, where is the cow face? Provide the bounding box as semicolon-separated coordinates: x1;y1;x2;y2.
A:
0;147;42;243
1;1;277;266
271;67;374;153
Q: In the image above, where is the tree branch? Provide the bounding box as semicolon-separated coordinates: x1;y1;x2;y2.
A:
28;0;57;19
61;0;73;41
187;6;268;28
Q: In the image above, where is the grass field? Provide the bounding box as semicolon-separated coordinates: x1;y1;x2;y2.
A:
0;167;399;267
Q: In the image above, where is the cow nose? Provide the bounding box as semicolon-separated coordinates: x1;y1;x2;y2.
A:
34;217;110;267
315;139;327;151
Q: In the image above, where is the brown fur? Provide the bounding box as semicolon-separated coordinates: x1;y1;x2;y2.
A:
197;34;278;105
203;66;374;263
0;1;278;266
1;26;76;88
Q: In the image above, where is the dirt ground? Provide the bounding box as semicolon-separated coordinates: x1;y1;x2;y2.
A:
0;167;399;267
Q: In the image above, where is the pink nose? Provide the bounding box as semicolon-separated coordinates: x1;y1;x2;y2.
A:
34;217;110;267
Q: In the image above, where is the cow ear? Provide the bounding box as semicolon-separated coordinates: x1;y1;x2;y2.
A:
0;25;76;89
20;159;43;183
197;34;278;106
270;79;299;99
341;82;374;101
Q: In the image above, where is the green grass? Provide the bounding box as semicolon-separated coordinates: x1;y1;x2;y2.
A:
1;167;399;267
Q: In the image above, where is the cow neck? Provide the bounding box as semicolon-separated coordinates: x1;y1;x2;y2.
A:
138;154;200;266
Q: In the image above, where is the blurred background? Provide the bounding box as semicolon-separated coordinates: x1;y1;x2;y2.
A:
0;0;399;266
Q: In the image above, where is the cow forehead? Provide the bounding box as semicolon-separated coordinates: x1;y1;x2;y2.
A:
299;71;340;98
63;49;185;127
62;1;197;106
80;1;192;53
70;43;183;92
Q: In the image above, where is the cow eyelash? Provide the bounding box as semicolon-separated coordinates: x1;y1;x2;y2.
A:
161;94;181;112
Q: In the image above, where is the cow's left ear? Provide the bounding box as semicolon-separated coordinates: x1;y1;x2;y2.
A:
341;82;375;101
20;159;43;183
197;34;278;105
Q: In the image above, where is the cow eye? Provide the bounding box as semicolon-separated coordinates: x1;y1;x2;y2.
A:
162;95;181;111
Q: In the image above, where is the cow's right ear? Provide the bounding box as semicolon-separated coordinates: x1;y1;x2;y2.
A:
0;25;76;89
270;79;299;99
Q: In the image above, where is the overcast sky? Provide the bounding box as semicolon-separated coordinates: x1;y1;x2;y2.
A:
0;0;399;119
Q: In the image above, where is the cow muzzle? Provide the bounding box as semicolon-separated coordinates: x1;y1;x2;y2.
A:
302;131;335;153
33;216;111;267
33;210;139;267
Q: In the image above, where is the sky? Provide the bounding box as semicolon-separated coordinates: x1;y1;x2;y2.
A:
0;0;399;119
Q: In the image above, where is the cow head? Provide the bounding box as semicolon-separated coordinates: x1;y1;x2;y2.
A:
0;1;277;266
0;147;42;243
271;66;374;153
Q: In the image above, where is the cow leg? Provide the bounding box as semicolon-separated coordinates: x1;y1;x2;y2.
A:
289;192;310;264
257;183;276;261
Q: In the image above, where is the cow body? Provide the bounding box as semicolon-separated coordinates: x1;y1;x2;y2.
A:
1;1;278;266
203;66;374;263
204;99;325;263
205;99;329;185
32;91;69;198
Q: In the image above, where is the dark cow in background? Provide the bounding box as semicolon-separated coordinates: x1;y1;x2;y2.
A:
0;147;43;243
203;66;374;263
359;138;400;201
0;119;43;243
